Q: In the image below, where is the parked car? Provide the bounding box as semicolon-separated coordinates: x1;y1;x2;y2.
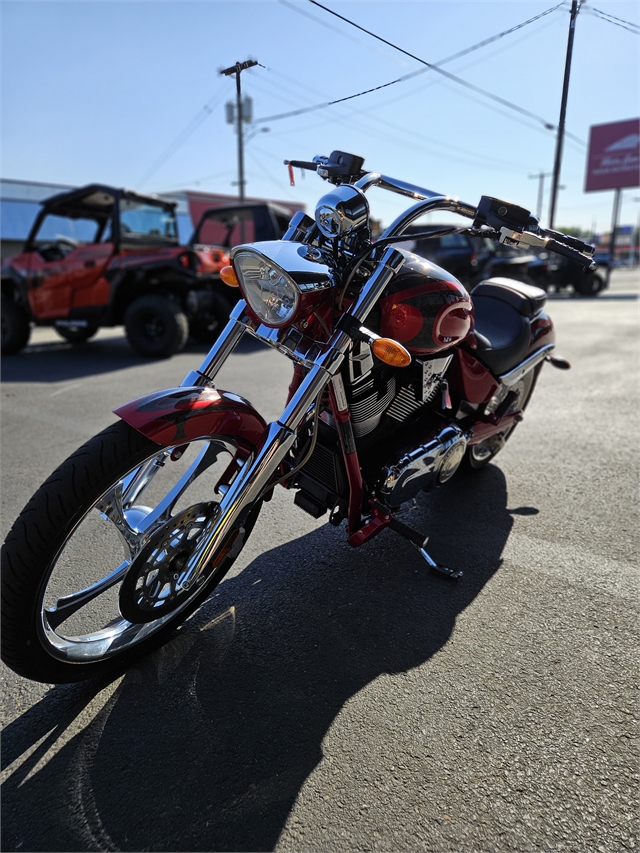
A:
400;225;605;296
400;225;489;283
1;184;238;357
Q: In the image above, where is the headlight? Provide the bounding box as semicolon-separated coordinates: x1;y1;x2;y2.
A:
315;185;369;239
233;250;299;327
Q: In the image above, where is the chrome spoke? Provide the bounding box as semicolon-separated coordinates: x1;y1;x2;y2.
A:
121;452;170;510
136;442;225;535
96;483;141;558
44;560;130;629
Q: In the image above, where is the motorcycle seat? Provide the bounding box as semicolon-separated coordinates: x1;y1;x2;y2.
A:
471;295;531;376
471;277;547;318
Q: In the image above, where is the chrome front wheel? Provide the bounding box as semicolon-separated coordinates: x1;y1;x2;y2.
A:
1;421;259;682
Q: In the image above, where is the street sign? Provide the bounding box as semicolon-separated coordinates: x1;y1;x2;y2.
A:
585;118;640;192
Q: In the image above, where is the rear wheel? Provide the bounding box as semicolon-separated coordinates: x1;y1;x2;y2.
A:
1;420;260;683
465;367;539;470
1;297;31;354
124;295;189;358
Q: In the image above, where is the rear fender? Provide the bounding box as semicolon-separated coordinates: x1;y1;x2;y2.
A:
114;386;267;450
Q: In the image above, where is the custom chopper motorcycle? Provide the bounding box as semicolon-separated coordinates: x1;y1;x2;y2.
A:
1;151;596;683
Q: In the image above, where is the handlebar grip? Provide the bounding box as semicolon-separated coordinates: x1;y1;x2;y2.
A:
541;228;594;255
284;159;319;171
546;239;596;269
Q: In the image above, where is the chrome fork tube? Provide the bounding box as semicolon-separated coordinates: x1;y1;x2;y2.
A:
176;354;338;592
174;246;407;592
181;301;252;388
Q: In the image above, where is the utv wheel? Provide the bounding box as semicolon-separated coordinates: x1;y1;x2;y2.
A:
124;295;189;358
56;324;99;344
574;272;605;297
1;297;31;354
189;294;235;343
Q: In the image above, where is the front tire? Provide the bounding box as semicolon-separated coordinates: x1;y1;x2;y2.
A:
1;297;31;354
124;295;189;358
1;420;260;683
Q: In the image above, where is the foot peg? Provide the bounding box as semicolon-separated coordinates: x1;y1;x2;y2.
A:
388;516;462;581
546;355;571;370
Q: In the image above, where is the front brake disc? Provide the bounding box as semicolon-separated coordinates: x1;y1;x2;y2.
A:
119;502;218;623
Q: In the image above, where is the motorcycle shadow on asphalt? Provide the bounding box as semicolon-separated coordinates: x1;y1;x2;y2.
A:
1;464;530;852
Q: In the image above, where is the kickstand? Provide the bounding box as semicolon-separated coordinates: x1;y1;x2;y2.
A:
388;516;463;581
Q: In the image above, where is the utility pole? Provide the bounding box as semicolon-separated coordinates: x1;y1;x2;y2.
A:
549;0;580;229
528;171;553;220
220;59;259;205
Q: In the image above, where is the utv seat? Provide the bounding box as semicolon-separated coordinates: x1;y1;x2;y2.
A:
470;278;547;376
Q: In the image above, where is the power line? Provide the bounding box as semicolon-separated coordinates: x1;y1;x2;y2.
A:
256;14;575;165
251;68;540;172
589;7;640;33
138;87;227;187
257;3;585;145
277;0;414;66
139;1;581;187
306;0;575;136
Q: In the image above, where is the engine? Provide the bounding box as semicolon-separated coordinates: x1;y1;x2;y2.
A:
377;424;468;507
294;341;463;519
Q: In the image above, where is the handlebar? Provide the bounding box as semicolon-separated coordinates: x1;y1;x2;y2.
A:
286;151;597;269
284;159;320;172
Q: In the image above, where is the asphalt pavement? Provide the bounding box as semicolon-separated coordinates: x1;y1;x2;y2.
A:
1;270;638;852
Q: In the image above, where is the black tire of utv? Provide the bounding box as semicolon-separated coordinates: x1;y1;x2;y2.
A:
189;294;235;343
463;365;540;471
124;295;189;358
56;324;99;344
1;420;260;683
1;297;31;354
573;272;605;297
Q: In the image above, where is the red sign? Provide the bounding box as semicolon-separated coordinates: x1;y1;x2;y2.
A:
585;118;640;192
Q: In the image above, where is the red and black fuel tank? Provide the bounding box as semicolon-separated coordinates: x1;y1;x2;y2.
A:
377;249;472;356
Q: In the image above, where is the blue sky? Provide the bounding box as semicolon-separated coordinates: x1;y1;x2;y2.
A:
2;0;639;233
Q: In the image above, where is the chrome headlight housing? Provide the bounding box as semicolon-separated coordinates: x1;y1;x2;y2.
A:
315;185;369;239
232;249;300;327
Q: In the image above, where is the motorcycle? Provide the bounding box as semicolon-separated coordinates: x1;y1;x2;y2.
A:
1;151;596;684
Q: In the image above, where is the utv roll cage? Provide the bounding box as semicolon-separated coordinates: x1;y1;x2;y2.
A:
24;185;179;253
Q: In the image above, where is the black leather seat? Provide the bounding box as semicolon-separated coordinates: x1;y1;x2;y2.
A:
471;277;547;317
471;295;531;376
469;278;547;375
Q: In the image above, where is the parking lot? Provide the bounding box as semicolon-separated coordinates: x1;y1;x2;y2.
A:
1;270;638;852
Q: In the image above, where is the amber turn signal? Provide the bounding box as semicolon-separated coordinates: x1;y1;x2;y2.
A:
371;337;412;368
220;265;240;287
